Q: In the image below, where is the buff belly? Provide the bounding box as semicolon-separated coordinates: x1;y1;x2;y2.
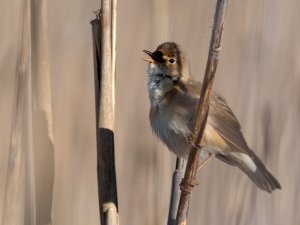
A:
150;106;228;158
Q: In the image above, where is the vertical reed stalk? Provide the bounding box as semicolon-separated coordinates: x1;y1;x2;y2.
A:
91;0;119;224
168;158;185;225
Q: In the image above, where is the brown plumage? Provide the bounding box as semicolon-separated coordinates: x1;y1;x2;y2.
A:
144;42;281;193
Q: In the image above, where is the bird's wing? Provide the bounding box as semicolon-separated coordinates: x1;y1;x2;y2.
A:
182;79;249;153
208;92;250;153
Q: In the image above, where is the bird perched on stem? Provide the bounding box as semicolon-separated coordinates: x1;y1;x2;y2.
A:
143;42;281;193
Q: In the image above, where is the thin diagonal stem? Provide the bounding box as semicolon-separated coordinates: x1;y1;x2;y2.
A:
175;0;229;224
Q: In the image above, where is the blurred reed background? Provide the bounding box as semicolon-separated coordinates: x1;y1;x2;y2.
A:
1;0;300;225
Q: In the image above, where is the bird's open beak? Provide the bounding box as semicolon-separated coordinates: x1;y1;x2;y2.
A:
142;50;156;63
142;50;165;63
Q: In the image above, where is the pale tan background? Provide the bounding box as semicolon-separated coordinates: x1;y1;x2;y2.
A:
1;0;300;225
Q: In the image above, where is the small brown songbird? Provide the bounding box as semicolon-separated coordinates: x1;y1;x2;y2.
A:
143;42;281;193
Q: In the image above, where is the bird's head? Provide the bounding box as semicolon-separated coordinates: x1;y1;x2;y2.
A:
143;42;190;82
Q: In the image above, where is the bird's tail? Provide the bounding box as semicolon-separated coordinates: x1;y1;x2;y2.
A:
217;150;281;193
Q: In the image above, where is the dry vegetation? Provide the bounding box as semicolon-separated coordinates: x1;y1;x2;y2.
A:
0;0;300;225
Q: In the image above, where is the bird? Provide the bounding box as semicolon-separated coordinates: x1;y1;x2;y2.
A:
143;42;281;193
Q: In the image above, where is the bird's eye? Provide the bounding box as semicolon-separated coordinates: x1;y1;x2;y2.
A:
169;58;176;64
